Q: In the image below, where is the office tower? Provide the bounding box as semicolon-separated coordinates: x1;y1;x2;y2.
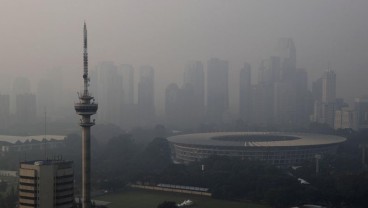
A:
16;93;37;125
322;70;336;103
334;108;356;130
258;56;281;84
92;62;123;125
251;83;273;127
277;38;296;80
354;97;368;130
206;58;229;124
119;64;134;105
138;66;155;126
74;23;98;208
165;83;181;128
0;94;10;129
183;61;205;125
18;160;74;208
239;63;251;123
312;70;337;127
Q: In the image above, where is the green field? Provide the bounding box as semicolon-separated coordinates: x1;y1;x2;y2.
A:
96;189;269;208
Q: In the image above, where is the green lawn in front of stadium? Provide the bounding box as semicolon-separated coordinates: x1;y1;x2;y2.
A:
95;189;269;208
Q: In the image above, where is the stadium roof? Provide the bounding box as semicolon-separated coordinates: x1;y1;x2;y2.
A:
167;132;346;147
0;135;65;145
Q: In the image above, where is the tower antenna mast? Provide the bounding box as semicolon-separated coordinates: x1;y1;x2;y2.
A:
74;22;98;208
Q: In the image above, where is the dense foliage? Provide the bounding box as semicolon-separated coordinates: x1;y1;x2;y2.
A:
1;125;368;207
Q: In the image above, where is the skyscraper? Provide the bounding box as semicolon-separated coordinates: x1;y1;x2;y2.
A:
277;38;296;80
119;64;134;105
165;83;181;128
239;62;251;123
74;23;98;208
18;160;74;208
312;70;337;127
183;61;205;124
322;70;336;103
0;94;10;130
138;66;155;126
206;58;229;124
92;62;123;125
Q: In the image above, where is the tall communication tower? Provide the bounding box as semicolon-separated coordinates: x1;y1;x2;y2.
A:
74;22;98;208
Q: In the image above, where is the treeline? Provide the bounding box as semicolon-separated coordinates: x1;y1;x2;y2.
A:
1;125;368;207
0;187;16;208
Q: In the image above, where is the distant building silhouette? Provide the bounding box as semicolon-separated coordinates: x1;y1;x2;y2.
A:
354;97;368;130
183;61;205;125
0;94;10;129
312;70;337;128
138;66;155;126
277;37;296;80
91;62;124;125
206;58;229;124
18;160;74;208
239;62;252;124
119;64;134;105
165;83;181;128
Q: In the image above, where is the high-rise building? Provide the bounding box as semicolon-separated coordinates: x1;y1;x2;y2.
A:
312;70;337;127
239;63;252;123
74;22;98;208
206;58;229;124
18;160;74;208
138;66;155;126
277;38;296;80
119;64;134;105
354;97;368;130
165;83;181;128
183;61;205;124
92;62;123;125
0;94;10;129
322;70;336;103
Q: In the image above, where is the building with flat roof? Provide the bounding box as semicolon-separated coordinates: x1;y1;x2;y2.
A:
19;160;74;208
0;135;65;154
167;132;346;167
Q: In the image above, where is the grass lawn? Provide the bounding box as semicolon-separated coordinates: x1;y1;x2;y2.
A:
96;189;269;208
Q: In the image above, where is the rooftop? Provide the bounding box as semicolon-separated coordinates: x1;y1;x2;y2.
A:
167;132;346;147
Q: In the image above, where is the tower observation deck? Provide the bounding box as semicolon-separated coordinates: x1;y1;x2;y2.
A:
74;22;98;208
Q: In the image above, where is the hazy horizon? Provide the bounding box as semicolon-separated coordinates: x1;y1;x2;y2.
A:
1;0;368;115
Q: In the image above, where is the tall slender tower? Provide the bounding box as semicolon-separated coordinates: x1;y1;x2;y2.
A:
74;22;98;208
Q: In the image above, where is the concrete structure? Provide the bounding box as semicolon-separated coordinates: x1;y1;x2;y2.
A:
0;170;17;177
206;58;229;124
0;135;65;154
239;63;251;123
334;108;356;130
167;132;346;167
138;65;155;126
312;70;337;128
18;160;74;208
0;94;10;129
354;97;368;130
74;23;98;208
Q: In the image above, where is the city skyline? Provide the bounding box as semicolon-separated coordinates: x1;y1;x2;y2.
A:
0;1;367;109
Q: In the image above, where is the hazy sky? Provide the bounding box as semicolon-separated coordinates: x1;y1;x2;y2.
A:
1;0;368;113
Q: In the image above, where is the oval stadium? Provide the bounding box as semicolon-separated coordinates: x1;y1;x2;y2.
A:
167;132;346;167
